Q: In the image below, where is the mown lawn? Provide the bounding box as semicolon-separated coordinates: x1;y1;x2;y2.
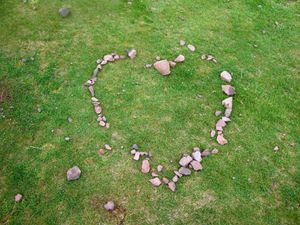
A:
0;0;299;224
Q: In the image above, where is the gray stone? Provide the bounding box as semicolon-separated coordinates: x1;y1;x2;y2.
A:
187;44;196;52
224;108;232;117
154;60;171;76
201;149;211;157
104;201;115;211
157;165;163;172
174;170;182;177
67;166;81;181
103;54;114;62
222;97;233;109
210;130;216;138
59;8;70;17
133;152;140;161
220;71;232;82
180;40;186;46
126;49;137;59
162;177;169;184
215;110;222;116
130;149;136;155
179;154;193;167
216;119;226;131
179;167;191;176
222;85;236;96
190;160;202;171
192;150;202;162
168;181;176;192
149;178;161;187
172;175;179;182
132;144;138;150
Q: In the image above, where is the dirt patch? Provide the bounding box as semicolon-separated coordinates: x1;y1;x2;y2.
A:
0;85;11;103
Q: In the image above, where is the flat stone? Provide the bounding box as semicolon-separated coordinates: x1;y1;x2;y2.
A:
68;117;73;123
180;40;186;46
91;97;99;102
130;149;136;155
64;136;70;141
220;71;232;82
169;61;176;68
67;166;81;181
222;85;236;96
162;177;169;184
210;130;216;137
179;167;191;176
133;152;140;161
273;146;279;152
101;60;107;65
104;144;112;151
193;147;200;152
211;148;219;154
98;149;105;155
222;97;233;109
99;121;106;127
132;144;138;150
216;119;226;131
179;154;193;167
141;159;150;173
168;181;176;192
157;165;163;172
154;60;171;76
174;171;182;177
15;194;22;202
151;171;158;177
149;178;161;187
145;64;152;68
95;105;102;114
174;54;185;63
222;116;231;122
88;86;95;97
201;54;207;60
59;8;70;17
103;54;114;62
187;44;196;52
155;56;161;61
217;134;228;145
192;150;202;162
215;110;222;116
201;149;211;157
172;175;179;182
104;201;115;211
190;160;202;171
126;49;137;59
225;108;232;117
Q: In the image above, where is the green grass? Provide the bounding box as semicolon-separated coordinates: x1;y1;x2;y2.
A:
0;0;299;224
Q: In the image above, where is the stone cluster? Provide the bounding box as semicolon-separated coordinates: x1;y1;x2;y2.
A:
151;54;185;76
98;144;112;156
130;144;152;161
200;54;217;63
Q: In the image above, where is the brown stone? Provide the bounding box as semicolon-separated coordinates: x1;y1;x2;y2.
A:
153;60;171;76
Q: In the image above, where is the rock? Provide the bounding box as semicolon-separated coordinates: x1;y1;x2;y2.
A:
215;110;222;116
101;60;107;65
153;60;171;76
114;55;120;60
180;40;186;46
64;136;70;141
104;144;112;151
162;177;169;184
211;130;216;138
15;194;22;202
179;154;193;167
217;134;228;145
222;116;231;122
149;178;161;187
222;85;236;96
207;55;214;61
68;117;73;123
174;170;182;177
174;54;185;63
130;149;136;155
145;64;152;68
59;8;70;17
222;97;233;109
99;121;106;127
190;160;202;171
273;146;279;152
157;165;163;172
132;144;138;150
179;167;191;176
201;149;211;157
172;175;179;182
126;49;137;59
225;108;232;118
91;97;99;102
193;147;200;152
133;152;140;161
168;181;176;192
103;55;114;62
211;148;219;154
88;86;95;97
169;61;176;68
155;56;161;61
151;171;158;177
98;149;105;155
220;71;232;82
104;201;115;211
192;150;202;162
67;166;81;181
141;159;150;173
216;119;226;131
187;44;196;52
95;105;102;114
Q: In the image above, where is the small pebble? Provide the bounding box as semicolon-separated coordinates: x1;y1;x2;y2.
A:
104;201;115;211
15;194;23;202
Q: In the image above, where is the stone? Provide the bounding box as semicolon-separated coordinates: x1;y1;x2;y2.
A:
157;165;163;172
211;130;216;138
193;147;200;152
168;181;176;192
162;177;169;184
64;136;70;142
98;149;105;155
133;152;140;161
222;97;233;109
145;64;152;68
103;54;114;62
104;201;115;211
169;61;176;68
180;40;186;46
130;149;136;155
217;134;228;145
225;108;232;118
215;110;222;116
37;107;42;113
15;194;22;202
132;144;138;150
273;146;279;152
149;178;161;187
179;154;193;167
151;171;158;177
68;117;73;123
141;159;150;173
101;60;107;65
172;175;179;182
211;148;219;154
95;105;102;114
190;160;202;171
174;171;182;177
88;86;95;97
174;54;185;63
187;44;196;52
207;55;214;61
59;8;70;17
155;56;161;61
114;55;120;60
104;144;112;151
192;150;202;162
220;71;232;82
67;166;81;181
126;49;137;59
222;85;236;96
216;119;226;131
153;60;171;76
91;97;99;102
201;54;207;60
99;121;106;127
201;149;211;157
179;167;191;176
222;116;231;122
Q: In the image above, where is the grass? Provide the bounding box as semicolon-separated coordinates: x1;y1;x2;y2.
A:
0;0;299;224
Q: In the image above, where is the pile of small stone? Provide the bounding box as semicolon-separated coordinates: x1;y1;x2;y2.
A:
211;71;235;145
85;49;136;129
152;54;185;76
130;144;152;161
200;54;217;63
98;144;112;156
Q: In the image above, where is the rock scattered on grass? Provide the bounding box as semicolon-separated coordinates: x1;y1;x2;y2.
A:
211;130;216;138
187;44;196;52
217;134;228;145
59;8;70;17
211;148;219;154
222;85;236;96
172;175;179;182
67;166;81;181
126;49;137;59
154;60;171;76
201;54;217;63
67;117;73;123
162;177;169;184
273;146;279;152
201;149;211;157
179;167;191;176
169;61;176;68
179;154;193;167
104;201;115;211
149;177;161;187
64;136;70;142
104;144;112;151
192;150;202;162
145;64;152;68
132;144;138;150
141;159;150;173
220;71;232;82
133;152;140;161
190;160;202;171
215;110;222;116
157;165;163;172
98;149;105;156
15;194;22;202
180;40;186;46
174;54;185;63
174;170;182;178
168;181;176;192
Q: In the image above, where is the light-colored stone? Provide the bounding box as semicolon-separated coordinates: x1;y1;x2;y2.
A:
211;130;216;138
190;160;202;171
169;61;176;68
133;152;140;161
153;60;171;76
95;105;102;114
180;40;186;46
174;171;182;177
67;166;81;181
141;159;150;173
59;8;70;17
157;165;163;172
103;54;114;62
187;44;196;52
222;85;236;96
130;149;136;155
179;154;193;167
222;116;231;122
215;110;222;116
179;167;191;176
104;144;112;151
222;97;233;109
149;177;161;187
162;177;169;184
172;175;179;182
220;71;232;82
225;108;232;117
201;149;210;157
132;144;138;150
216;119;226;131
15;194;22;202
192;150;202;162
104;201;115;211
193;147;200;152
273;146;279;152
217;134;228;145
99;121;106;127
174;54;185;63
126;49;137;59
168;181;176;192
211;148;219;154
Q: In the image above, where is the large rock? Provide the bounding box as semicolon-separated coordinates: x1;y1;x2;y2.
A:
59;8;70;17
174;54;185;63
141;159;150;173
179;154;193;167
217;134;228;145
222;85;236;96
67;166;81;181
220;71;232;82
154;60;171;76
104;201;115;211
190;160;202;171
179;167;191;176
192;150;202;162
149;178;161;187
162;177;169;184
